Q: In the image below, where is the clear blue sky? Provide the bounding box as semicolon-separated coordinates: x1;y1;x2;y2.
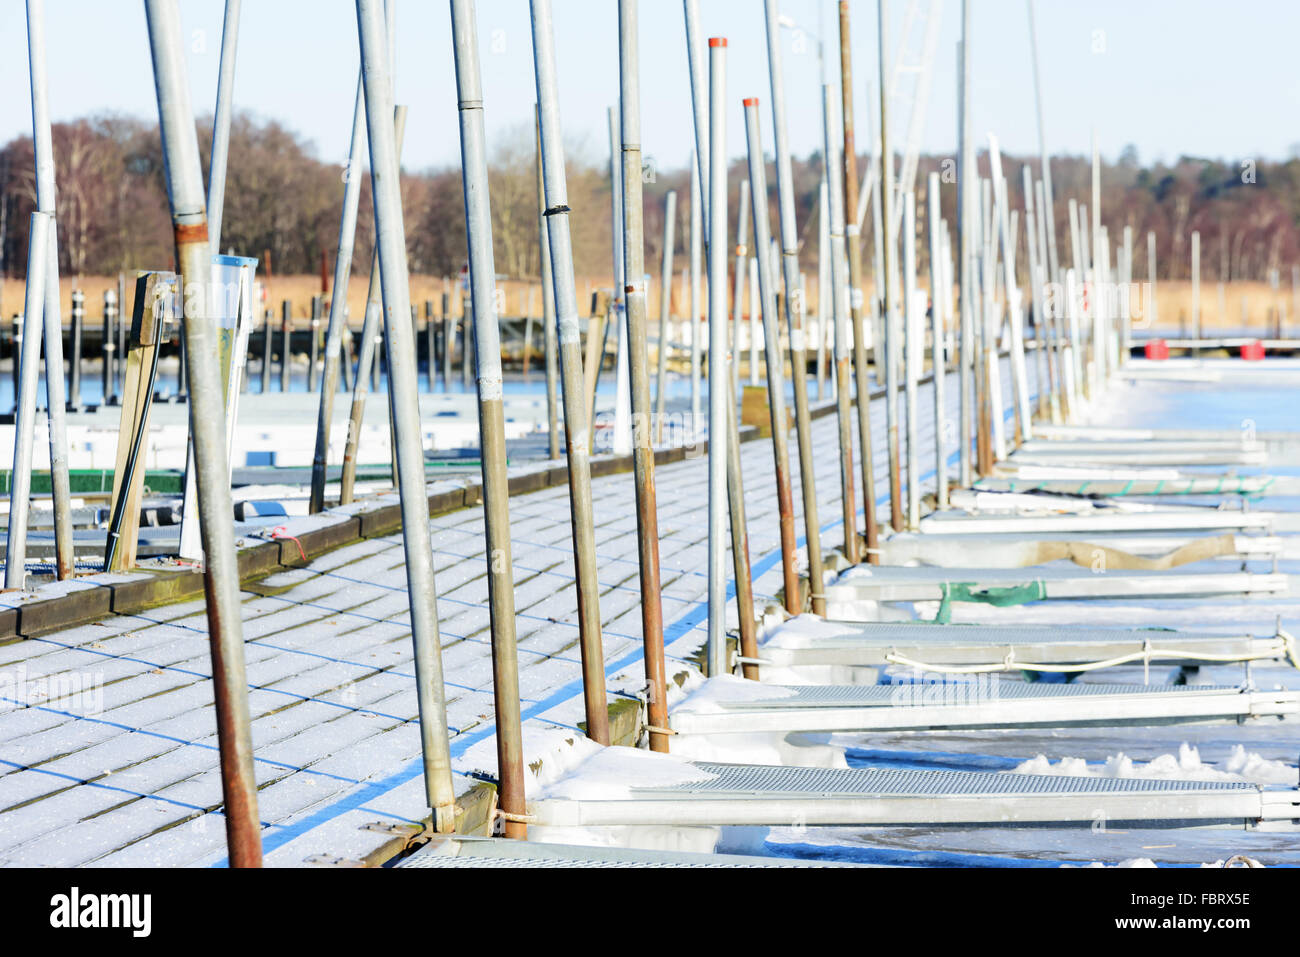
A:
2;0;1298;176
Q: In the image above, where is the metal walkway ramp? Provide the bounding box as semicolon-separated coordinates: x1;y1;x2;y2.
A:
397;835;860;867
877;530;1283;568
669;680;1300;735
1009;445;1268;468
916;509;1276;535
530;761;1300;828
750;619;1295;671
825;565;1287;612
977;469;1300;499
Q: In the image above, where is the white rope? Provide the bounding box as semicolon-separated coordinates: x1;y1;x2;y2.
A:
883;633;1297;676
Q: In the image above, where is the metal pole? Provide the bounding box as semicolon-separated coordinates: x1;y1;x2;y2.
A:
606;106;631;457
744;98;800;615
339;106;406;505
618;0;673;731
536;106;561;460
69;289;83;410
529;0;611;748
689;154;703;438
683;0;709;220
817;178;829;400
732;177;750;387
838;0;878;564
1022;166;1050;421
1027;0;1059;288
5;212;50;589
101;289;116;404
878;0;903;531
1191;229;1201;355
25;0;73;579
957;29;973;485
990;139;1032;442
206;0;240;254
763;0;826;614
260;308;272;393
451;0;527;836
144;0;260;867
705;36;729;678
310;76;367;513
279;299;291;392
903;192;920;528
748;257;760;386
308;295;321;393
823;85;860;564
355;0;456;830
654;189;677;445
927;171;948;509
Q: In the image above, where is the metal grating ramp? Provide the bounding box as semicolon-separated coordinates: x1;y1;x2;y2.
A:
720;682;1242;710
397;836;859;868
529;760;1287;829
638;762;1254;798
755;621;1288;670
669;680;1298;735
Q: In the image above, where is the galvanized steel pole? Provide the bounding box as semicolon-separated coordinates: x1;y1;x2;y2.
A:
25;0;74;579
206;0;240;255
144;0;261;866
529;0;612;748
654;189;677;445
927;171;948;509
310;76;367;513
822;85;860;564
705;36;728;678
877;0;903;531
535;105;561;460
4;212;50;590
355;0;457;831
451;0;527;837
901;190;920;528
744;98;800;614
838;0;879;563
763;0;826;614
339;106;406;506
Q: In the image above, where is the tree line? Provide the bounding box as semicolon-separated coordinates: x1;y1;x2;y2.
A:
1;110;1296;289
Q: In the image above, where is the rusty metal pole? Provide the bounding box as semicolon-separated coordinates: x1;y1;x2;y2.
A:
25;0;74;579
144;0;261;866
355;0;457;831
744;98;799;615
822;85;860;565
310;76;367;513
451;0;527;837
838;1;879;563
619;0;671;738
529;0;611;747
763;0;826;614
